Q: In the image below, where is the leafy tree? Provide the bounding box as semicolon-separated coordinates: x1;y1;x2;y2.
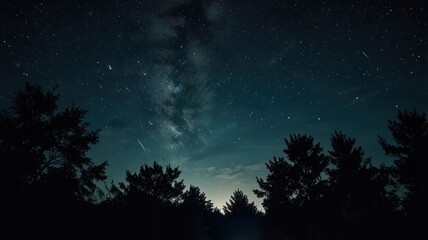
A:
177;185;214;240
254;134;328;239
0;83;107;203
254;134;328;211
117;161;185;205
222;189;260;240
329;131;369;182
283;134;329;205
102;163;185;240
0;84;107;239
379;110;428;218
328;131;386;211
328;131;394;239
253;156;292;212
223;189;258;216
181;185;214;212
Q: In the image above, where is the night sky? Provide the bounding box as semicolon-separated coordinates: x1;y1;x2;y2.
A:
1;0;427;208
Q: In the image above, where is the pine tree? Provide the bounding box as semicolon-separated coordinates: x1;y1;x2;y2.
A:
379;110;428;217
223;189;257;216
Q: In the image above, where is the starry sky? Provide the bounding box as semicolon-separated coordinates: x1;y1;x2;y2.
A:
1;0;427;209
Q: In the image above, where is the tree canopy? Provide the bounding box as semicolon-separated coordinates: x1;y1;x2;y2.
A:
182;185;214;212
115;161;185;205
254;134;328;212
379;110;428;228
0;83;107;203
223;189;258;216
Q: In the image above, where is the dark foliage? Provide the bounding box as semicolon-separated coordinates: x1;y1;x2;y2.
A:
182;185;214;212
379;110;428;237
100;161;221;240
0;84;107;239
223;189;261;240
253;134;329;239
1;84;426;240
326;132;397;239
254;134;328;209
223;189;258;216
115;161;185;205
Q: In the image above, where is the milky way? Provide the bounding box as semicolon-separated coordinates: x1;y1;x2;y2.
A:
1;0;427;208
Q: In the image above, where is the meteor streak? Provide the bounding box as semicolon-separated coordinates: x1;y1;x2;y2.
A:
362;51;369;60
137;138;146;151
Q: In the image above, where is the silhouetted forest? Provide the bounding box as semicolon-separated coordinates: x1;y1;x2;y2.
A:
1;84;427;239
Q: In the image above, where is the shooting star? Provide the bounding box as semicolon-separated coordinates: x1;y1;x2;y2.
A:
362;51;370;60
137;138;146;151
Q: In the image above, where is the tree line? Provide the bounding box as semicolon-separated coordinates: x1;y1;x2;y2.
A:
1;84;427;239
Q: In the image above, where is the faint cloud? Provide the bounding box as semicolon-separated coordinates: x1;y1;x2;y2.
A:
189;163;266;184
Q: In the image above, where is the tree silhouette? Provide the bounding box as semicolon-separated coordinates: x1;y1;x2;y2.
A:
328;131;378;213
379;110;428;235
0;83;107;202
177;185;215;240
116;161;185;205
254;134;328;211
327;131;394;239
222;189;261;240
254;134;328;239
329;132;369;181
0;83;107;239
182;185;214;212
101;162;186;239
223;189;257;216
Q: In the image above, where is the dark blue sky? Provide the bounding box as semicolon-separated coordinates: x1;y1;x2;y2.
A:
1;0;427;208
